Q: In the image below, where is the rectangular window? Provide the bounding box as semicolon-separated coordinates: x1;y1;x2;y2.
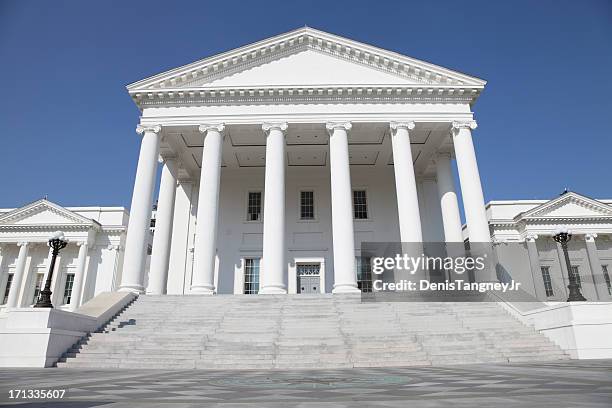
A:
356;257;373;293
570;266;582;289
300;191;315;220
31;273;44;305
602;265;611;296
540;266;554;297
63;273;75;305
244;258;260;294
247;192;262;221
2;274;13;305
353;190;368;219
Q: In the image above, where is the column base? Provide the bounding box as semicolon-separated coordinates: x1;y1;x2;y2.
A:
118;285;145;294
190;285;215;295
332;284;361;294
259;285;287;295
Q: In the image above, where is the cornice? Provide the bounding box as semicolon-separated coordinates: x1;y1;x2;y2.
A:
0;224;99;232
131;85;482;109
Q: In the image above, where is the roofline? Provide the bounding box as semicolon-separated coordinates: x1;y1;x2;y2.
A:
127;26;486;92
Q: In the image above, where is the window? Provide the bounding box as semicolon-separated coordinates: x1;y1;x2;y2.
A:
31;273;44;305
247;191;262;221
63;273;75;305
540;266;554;297
2;274;13;304
244;258;260;294
602;265;611;296
353;190;368;219
356;257;373;293
300;191;315;220
570;266;582;289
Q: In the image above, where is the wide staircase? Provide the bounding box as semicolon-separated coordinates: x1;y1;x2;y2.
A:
56;294;568;369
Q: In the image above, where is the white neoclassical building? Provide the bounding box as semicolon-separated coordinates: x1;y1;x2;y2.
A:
486;191;612;302
119;27;491;296
0;200;128;311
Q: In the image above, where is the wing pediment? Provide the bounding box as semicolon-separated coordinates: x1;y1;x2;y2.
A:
0;199;99;229
518;192;612;220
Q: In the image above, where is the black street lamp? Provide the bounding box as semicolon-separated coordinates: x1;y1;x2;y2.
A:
34;231;68;308
552;227;587;302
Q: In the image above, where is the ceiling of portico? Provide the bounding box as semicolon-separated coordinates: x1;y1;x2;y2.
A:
162;122;453;179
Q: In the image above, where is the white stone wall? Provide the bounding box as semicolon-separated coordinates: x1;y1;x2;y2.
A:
165;166;445;295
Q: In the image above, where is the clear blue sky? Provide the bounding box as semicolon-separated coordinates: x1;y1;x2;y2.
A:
1;0;610;210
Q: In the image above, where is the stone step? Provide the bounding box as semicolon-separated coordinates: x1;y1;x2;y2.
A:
58;295;569;370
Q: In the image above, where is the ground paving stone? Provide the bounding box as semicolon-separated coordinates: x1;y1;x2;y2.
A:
0;359;610;407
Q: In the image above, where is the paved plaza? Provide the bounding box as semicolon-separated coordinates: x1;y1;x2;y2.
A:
0;359;611;407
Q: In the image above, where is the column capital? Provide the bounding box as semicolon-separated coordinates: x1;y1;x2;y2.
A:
525;234;539;242
585;233;598;242
136;124;162;135
108;244;123;251
76;241;89;248
326;121;352;134
198;123;225;134
17;241;30;247
389;121;416;134
262;122;288;134
451;120;477;134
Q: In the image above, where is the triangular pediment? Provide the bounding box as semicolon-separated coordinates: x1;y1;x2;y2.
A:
184;49;422;88
518;192;612;220
128;27;485;94
0;199;99;228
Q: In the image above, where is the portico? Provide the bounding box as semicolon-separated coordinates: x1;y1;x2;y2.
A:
120;27;491;295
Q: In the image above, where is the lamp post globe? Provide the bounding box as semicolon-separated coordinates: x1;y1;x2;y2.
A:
34;231;68;308
552;227;587;302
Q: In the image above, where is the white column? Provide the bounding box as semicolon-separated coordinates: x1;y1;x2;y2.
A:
147;156;178;295
260;122;288;294
525;235;547;300
434;152;464;243
585;234;606;300
0;245;4;291
120;124;162;293
451;121;490;243
192;124;224;294
69;242;89;310
390;122;423;243
327;122;360;294
7;242;29;308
